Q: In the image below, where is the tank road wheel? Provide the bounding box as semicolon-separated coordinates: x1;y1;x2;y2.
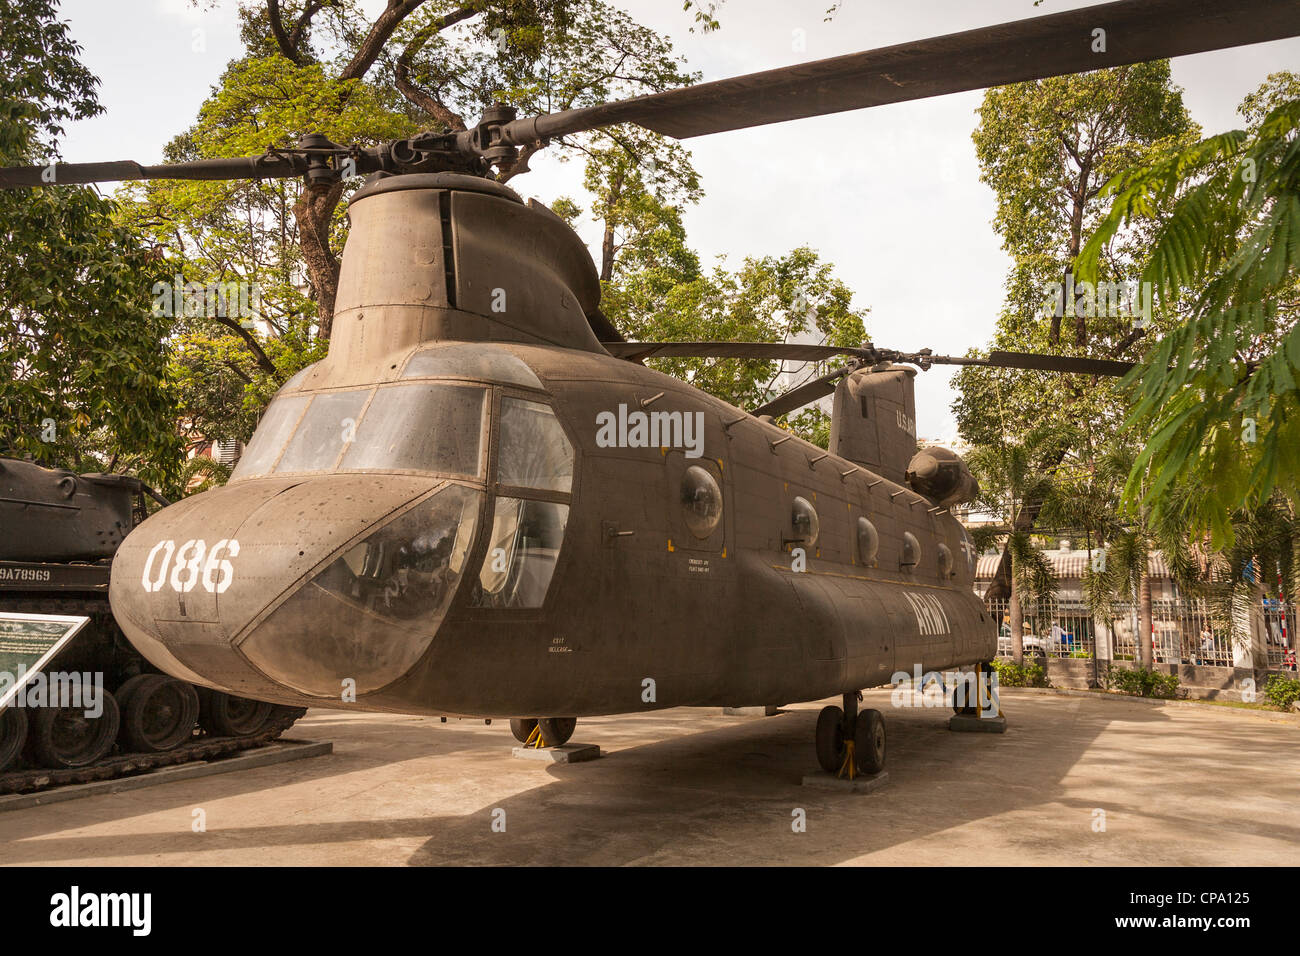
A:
120;675;200;753
854;708;886;775
29;691;121;769
537;717;577;747
815;705;845;773
199;689;273;738
510;718;538;743
0;707;27;772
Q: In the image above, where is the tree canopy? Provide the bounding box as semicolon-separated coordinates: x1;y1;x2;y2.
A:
1077;72;1300;547
0;0;182;489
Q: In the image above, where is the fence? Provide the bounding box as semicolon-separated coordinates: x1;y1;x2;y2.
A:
1263;601;1297;669
985;596;1295;669
986;599;1095;660
1108;599;1236;666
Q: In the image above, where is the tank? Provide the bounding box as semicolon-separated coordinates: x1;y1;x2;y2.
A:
0;457;304;791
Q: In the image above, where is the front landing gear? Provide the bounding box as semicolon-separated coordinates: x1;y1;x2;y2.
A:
815;692;885;779
509;716;600;764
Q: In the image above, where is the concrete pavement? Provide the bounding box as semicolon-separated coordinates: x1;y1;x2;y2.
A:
1;689;1296;866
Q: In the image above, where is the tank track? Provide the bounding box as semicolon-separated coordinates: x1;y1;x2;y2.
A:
0;705;306;795
0;593;307;796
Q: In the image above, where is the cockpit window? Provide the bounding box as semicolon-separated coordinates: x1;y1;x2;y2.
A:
231;395;308;478
497;397;573;493
403;344;542;389
341;384;484;476
473;498;569;608
275;390;369;474
238;484;481;697
232;384;486;480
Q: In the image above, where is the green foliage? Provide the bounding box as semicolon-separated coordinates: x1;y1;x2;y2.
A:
965;423;1071;607
955;63;1199;569
956;63;1196;454
116;0;716;439
1105;665;1180;699
1077;73;1300;544
989;658;1049;688
1263;674;1300;711
0;0;183;488
181;453;233;496
611;246;867;425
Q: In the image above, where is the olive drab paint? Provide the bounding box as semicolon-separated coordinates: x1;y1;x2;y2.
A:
109;173;995;718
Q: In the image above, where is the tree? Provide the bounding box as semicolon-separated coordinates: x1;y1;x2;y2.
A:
1067;442;1197;668
121;0;711;445
549;143;867;441
955;63;1198;600
965;424;1067;664
0;0;182;489
217;0;701;335
616;244;868;434
1076;73;1300;545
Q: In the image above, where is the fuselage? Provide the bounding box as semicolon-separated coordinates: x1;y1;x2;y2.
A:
109;339;995;717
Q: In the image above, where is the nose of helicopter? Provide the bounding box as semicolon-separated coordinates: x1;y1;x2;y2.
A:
110;474;456;704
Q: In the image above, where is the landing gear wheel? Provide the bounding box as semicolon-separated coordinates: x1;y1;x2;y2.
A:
198;689;273;737
536;717;576;747
510;718;538;743
815;705;845;773
29;691;121;769
120;675;199;753
0;707;27;772
854;708;886;774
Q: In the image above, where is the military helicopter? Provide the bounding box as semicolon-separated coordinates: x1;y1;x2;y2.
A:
3;0;1297;776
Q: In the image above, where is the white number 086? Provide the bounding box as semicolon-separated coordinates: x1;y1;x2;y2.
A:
141;538;240;593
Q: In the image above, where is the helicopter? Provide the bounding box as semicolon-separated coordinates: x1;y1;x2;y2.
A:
3;0;1297;777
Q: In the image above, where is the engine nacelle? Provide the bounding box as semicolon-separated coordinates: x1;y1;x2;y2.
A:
905;446;979;507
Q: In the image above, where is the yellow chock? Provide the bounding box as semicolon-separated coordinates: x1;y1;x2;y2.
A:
525;725;545;749
837;740;857;780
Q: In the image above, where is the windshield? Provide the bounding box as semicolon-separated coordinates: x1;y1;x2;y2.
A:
231;384;486;479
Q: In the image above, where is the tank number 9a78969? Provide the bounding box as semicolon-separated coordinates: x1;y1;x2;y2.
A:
140;539;240;594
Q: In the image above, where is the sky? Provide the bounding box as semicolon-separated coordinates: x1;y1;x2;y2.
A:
51;0;1300;442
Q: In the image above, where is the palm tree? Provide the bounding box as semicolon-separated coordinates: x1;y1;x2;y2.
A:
1049;437;1205;668
966;424;1065;664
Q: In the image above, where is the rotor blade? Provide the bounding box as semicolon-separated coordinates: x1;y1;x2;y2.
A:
751;364;855;419
0;154;316;189
504;0;1300;142
981;350;1136;377
604;341;873;362
885;349;1135;376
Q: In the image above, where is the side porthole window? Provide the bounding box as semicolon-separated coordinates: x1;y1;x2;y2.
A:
901;531;921;568
857;517;879;564
791;496;819;547
938;542;954;577
681;466;722;539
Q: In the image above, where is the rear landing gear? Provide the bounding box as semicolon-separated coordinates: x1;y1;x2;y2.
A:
513;717;577;748
815;692;885;778
509;718;538;743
